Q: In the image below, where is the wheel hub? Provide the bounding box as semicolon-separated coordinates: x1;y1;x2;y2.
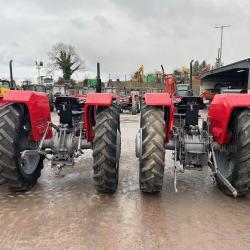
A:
215;151;234;179
21;153;40;175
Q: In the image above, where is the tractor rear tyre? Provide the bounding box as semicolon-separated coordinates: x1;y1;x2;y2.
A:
93;103;120;192
139;105;165;193
0;104;44;192
0;162;6;185
0;176;6;185
215;108;250;197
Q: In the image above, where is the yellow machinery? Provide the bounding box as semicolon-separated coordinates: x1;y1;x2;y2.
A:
0;80;11;96
132;65;144;82
180;66;189;74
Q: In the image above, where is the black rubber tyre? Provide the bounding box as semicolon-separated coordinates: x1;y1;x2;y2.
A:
215;108;250;197
0;160;6;185
0;176;6;185
93;103;120;192
50;104;54;112
0;104;44;192
137;98;141;113
131;100;137;115
139;105;165;193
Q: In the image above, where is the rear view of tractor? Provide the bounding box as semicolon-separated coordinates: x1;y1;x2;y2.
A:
118;89;140;115
0;63;121;193
136;90;250;197
131;89;141;115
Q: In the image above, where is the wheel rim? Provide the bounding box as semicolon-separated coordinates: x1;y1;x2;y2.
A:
21;154;40;175
215;151;234;179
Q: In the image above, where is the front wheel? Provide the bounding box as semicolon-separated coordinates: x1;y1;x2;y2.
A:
93;103;121;192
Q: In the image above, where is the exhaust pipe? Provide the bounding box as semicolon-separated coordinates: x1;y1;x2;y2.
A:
96;62;102;93
9;59;14;89
161;64;165;75
190;59;194;90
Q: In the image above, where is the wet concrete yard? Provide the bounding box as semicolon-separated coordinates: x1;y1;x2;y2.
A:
0;114;250;250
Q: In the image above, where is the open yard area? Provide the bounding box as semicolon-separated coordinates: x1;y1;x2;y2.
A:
0;113;250;250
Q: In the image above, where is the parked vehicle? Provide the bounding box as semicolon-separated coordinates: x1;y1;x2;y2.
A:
136;88;250;197
0;63;121;193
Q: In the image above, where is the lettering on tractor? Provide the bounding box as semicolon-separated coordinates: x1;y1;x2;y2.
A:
0;63;121;193
136;73;250;197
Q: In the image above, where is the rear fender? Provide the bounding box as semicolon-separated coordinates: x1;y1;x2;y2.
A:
85;93;113;106
209;94;250;144
1;90;52;141
84;93;114;142
144;93;174;142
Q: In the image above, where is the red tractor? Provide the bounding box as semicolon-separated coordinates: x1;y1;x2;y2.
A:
0;63;121;192
136;91;250;197
130;89;141;115
118;88;140;115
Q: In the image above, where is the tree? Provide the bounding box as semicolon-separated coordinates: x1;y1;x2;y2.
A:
192;60;210;75
192;60;200;76
199;60;207;71
48;43;84;82
200;60;207;68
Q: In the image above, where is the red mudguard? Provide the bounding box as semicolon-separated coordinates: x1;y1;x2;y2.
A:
85;93;113;106
144;93;174;142
0;90;52;141
209;94;250;144
84;93;114;142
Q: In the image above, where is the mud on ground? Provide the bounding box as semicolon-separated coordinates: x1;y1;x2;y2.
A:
0;114;250;250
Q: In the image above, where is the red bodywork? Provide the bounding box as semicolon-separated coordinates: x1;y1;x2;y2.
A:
172;95;183;104
209;94;250;144
165;75;176;97
73;94;87;101
118;94;131;110
0;90;52;141
200;91;215;101
0;91;115;143
119;95;129;105
84;93;114;142
144;93;174;142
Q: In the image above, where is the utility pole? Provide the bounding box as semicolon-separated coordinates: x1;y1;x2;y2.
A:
215;25;230;67
35;61;43;84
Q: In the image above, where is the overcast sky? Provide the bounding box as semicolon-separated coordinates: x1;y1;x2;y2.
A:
0;0;250;82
